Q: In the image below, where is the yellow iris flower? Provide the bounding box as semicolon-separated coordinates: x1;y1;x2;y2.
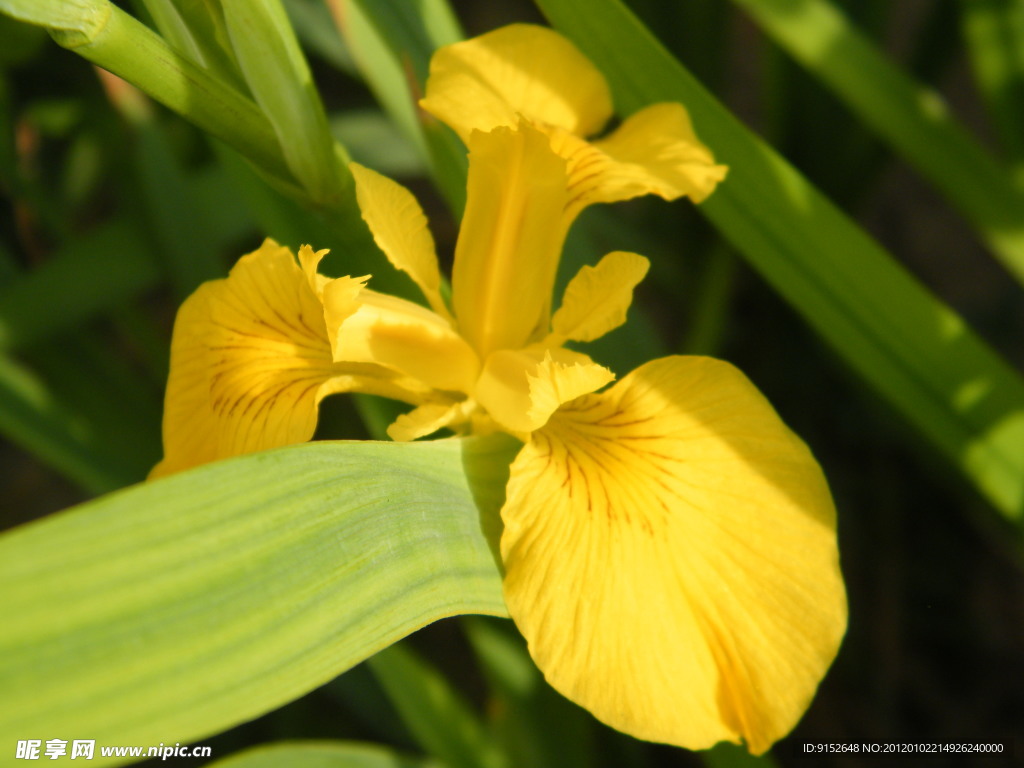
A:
152;24;846;756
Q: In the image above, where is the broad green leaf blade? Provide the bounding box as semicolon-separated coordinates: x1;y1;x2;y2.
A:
960;0;1024;183
221;0;346;206
368;643;508;768
731;0;1024;285
536;0;1024;524
209;741;440;768
0;438;514;766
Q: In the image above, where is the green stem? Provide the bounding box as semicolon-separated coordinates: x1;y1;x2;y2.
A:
48;4;292;183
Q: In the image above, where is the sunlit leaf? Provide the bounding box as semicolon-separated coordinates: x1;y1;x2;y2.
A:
0;437;514;766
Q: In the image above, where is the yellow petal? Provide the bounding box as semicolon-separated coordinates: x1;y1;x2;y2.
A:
298;244;331;299
350;162;450;319
152;240;429;478
550;103;728;217
474;347;613;435
322;273;370;359
550;251;650;344
501;356;846;753
453;123;571;357
335;289;480;394
420;24;612;143
387;401;465;442
150;281;222;478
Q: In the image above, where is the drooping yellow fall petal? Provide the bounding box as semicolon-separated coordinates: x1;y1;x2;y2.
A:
419;24;612;144
334;289;480;394
474;347;613;435
350;162;450;319
453;123;571;357
549;251;650;344
500;356;846;754
151;240;429;478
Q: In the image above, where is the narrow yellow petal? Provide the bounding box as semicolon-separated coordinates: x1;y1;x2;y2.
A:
420;24;612;143
335;289;480;394
550;251;650;344
453;123;571;357
387;401;465;442
546;103;727;219
350;162;450;319
501;356;846;753
322;273;370;359
586;103;728;207
474;347;613;435
297;244;331;299
152;240;429;478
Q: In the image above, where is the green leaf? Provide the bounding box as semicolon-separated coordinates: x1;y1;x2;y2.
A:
960;0;1024;183
221;0;346;207
209;741;440;768
0;0;109;37
136;0;246;89
286;0;357;74
34;4;292;182
0;437;514;766
731;0;1024;285
341;0;468;212
535;0;1024;524
368;643;508;768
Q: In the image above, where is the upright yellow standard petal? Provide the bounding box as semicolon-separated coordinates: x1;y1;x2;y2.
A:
152;240;428;478
420;24;612;143
550;251;650;344
350;162;450;319
452;123;572;357
500;356;846;753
